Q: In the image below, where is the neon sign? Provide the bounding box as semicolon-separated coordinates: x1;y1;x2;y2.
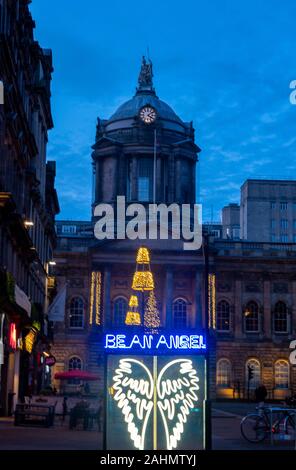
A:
104;333;206;352
9;323;17;350
112;357;200;450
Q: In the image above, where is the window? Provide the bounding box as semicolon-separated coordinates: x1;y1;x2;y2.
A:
113;297;128;326
68;356;82;384
274;301;288;333
294;235;296;243
244;301;260;332
271;219;276;230
69;297;84;328
293;220;296;230
138;158;153;201
62;225;77;234
217;300;230;331
271;201;276;210
216;359;231;388
173;298;187;328
274;360;289;389
280;234;288;242
232;227;240;239
245;359;261;390
280;202;288;211
271;234;277;242
280;219;288;230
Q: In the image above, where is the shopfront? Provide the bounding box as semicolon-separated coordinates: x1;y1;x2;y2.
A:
104;331;208;450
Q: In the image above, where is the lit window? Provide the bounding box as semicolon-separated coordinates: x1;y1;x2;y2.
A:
274;360;289;389
69;297;84;328
217;300;230;331
245;359;261;390
216;359;231;388
113;297;128;326
68;356;82;385
244;301;260;332
173;298;187;328
274;301;288;333
280;234;288;242
271;234;277;242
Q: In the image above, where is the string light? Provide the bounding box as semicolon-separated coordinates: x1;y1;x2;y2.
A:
136;247;150;264
208;273;216;329
144;290;160;332
125;294;141;325
95;272;101;325
89;272;95;325
132;271;154;291
89;271;102;325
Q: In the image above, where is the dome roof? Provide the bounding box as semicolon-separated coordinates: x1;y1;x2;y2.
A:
108;92;183;124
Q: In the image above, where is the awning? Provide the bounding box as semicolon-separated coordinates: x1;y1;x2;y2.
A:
54;370;100;381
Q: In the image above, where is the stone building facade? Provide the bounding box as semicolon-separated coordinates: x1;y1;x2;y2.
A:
0;0;59;414
50;58;216;399
213;240;296;400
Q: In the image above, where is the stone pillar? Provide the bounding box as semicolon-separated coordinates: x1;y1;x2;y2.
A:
263;279;271;336
292;281;296;336
194;269;203;329
103;266;111;329
234;279;242;337
156;156;162;202
168;153;175;203
165;268;173;328
175;158;182;202
95;159;101;202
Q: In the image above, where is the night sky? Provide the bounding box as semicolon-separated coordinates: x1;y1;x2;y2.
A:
30;0;296;221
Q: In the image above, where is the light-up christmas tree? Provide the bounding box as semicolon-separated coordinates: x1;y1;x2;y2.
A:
144;289;160;333
125;247;160;328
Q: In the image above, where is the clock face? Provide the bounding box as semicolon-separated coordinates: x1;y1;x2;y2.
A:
139;106;157;124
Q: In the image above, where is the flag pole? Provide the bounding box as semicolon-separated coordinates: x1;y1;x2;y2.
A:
153;129;157;205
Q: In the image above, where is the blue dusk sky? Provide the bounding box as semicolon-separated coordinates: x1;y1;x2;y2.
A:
30;0;296;222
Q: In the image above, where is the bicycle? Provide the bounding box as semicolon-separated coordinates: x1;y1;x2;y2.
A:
241;406;296;443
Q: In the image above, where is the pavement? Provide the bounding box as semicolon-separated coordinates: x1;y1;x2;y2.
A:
0;402;295;451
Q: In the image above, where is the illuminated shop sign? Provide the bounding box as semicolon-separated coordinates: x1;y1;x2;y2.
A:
104;333;206;353
9;323;17;350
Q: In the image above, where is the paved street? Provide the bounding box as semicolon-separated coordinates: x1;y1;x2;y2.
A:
0;402;295;450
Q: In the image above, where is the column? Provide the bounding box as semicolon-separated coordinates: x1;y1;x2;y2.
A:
165;268;173;329
263;279;271;336
234;279;242;337
194;269;203;329
292;281;296;335
103;266;111;329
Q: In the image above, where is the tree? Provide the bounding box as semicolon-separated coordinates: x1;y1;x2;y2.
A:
144;290;160;333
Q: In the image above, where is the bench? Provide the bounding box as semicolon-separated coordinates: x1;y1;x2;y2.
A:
14;403;56;427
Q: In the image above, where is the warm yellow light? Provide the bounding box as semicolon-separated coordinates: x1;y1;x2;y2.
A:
89;271;102;325
136;247;150;264
125;311;141;326
129;295;138;307
132;271;154;291
24;220;34;228
49;261;56;266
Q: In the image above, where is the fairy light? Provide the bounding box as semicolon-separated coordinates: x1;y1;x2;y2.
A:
95;272;101;325
208;273;216;329
132;271;154;291
144;290;160;332
129;295;139;308
136;247;150;264
89;272;95;325
125;294;141;325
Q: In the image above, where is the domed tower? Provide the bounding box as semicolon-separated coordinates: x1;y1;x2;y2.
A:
92;57;200;209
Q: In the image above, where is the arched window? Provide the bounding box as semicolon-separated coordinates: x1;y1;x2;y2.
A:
274;360;289;389
113;297;128;326
216;359;232;387
245;358;261;390
274;301;288;333
68;356;82;385
69;297;84;328
173;298;187;328
244;301;259;332
217;300;230;331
